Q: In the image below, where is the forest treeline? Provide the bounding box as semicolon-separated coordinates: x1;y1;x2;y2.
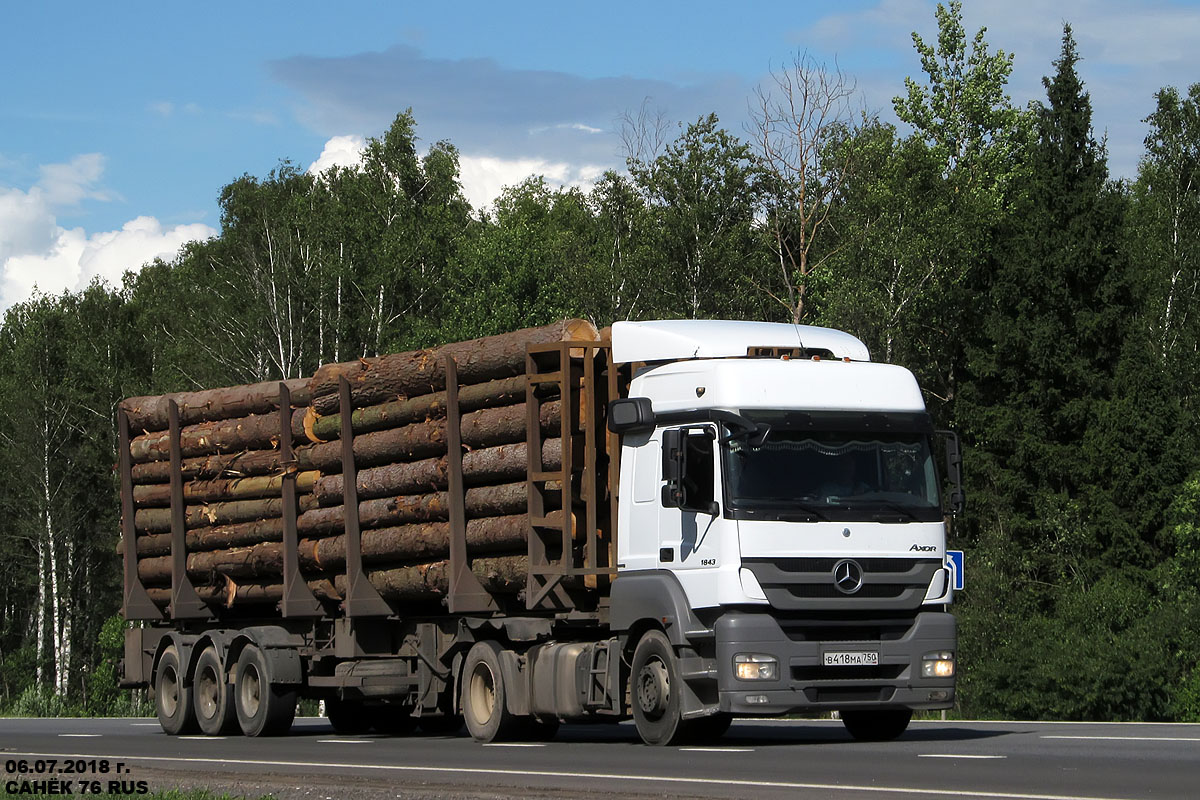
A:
2;3;1199;719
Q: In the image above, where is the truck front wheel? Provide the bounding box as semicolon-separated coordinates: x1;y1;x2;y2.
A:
462;641;516;742
840;709;912;741
234;645;296;737
630;630;686;745
155;645;198;735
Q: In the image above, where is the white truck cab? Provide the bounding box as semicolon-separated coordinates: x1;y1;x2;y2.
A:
607;320;960;743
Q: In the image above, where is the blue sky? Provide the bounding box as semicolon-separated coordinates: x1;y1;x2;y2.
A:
3;0;1199;310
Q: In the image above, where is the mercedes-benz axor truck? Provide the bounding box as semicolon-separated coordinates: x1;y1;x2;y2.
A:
119;319;962;745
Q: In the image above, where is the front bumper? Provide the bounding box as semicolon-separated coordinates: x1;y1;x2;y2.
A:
714;610;956;714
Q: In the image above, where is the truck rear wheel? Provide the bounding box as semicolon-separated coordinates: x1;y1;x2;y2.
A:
234;645;296;737
155;645;198;735
462;641;516;742
193;646;238;735
630;630;686;746
840;709;912;741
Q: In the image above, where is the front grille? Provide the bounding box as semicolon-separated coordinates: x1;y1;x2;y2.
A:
773;558;923;573
786;583;907;599
742;557;942;612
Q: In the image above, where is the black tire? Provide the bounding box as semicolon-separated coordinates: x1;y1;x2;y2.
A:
234;644;296;737
841;709;912;741
370;704;417;736
193;646;238;736
324;697;372;735
155;645;198;735
630;629;686;745
462;640;517;742
417;713;463;735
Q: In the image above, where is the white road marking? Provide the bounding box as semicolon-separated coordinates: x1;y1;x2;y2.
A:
1041;735;1200;742
178;736;225;740
57;734;101;738
919;754;1007;759
679;747;754;752
130;723;160;727
482;743;546;748
0;751;1142;800
317;739;373;744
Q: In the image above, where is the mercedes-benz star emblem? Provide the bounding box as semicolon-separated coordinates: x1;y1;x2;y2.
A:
833;559;864;595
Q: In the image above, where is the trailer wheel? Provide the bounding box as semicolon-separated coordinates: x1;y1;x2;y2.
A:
462;641;516;742
324;697;372;735
840;709;912;741
630;629;686;745
193;646;238;735
234;645;296;737
155;645;198;735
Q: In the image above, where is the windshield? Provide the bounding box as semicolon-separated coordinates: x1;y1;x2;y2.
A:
723;428;942;522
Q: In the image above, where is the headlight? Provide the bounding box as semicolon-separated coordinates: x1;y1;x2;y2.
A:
734;653;778;681
921;651;955;678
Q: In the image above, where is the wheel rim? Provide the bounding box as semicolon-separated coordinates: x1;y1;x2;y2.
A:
196;663;219;720
160;664;179;717
240;663;262;718
467;661;496;727
636;657;670;719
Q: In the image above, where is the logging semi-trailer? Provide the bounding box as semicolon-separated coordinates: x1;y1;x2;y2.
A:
118;319;963;745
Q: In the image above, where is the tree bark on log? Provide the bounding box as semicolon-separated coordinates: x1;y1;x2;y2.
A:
128;411;307;463
133;471;319;508
145;554;525;607
296;482;530;537
120;378;311;433
311;439;562;506
308;319;597;415
334;555;527;601
134;494;319;534
136;517;287;557
136;513;550;583
145;577;341;608
303;376;527;443
299;400;561;473
129;449;286;484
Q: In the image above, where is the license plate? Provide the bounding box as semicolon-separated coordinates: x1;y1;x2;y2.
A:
824;651;879;666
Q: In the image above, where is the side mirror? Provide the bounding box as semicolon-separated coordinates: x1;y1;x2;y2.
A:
609;397;655;435
937;429;965;516
661;428;684;507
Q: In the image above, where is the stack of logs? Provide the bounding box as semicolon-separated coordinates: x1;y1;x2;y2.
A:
124;319;599;610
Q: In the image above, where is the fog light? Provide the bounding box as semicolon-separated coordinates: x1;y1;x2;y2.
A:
929;690;950;701
745;695;769;704
734;653;778;681
921;651;955;678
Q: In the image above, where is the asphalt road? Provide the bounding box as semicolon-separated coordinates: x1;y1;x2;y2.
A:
1;717;1198;800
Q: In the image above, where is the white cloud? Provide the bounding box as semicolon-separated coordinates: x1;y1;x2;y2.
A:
457;153;607;211
307;135;366;176
0;155;215;311
794;0;1200;179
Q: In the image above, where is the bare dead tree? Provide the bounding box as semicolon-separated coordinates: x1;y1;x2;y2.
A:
618;97;673;169
751;52;863;322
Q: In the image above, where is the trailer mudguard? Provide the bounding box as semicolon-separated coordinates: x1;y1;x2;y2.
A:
226;626;306;685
